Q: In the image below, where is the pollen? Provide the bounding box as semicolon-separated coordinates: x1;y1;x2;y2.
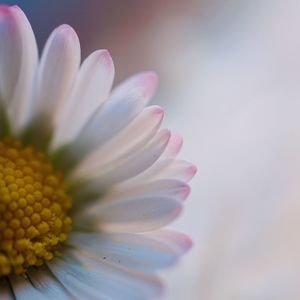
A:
0;137;72;276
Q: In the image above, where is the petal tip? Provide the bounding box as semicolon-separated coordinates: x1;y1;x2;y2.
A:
0;5;19;21
170;133;184;152
0;5;11;16
152;105;164;117
143;70;159;92
179;184;191;200
189;164;198;177
52;24;79;47
171;231;193;254
184;162;197;179
181;234;193;253
96;49;114;68
162;129;172;141
56;24;76;34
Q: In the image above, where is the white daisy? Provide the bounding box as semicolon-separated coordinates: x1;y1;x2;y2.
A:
0;5;196;300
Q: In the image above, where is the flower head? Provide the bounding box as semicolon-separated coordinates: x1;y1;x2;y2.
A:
0;5;196;299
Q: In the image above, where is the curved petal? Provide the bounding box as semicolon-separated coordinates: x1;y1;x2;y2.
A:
131;159;197;184
10;275;47;300
70;71;158;157
27;267;73;299
124;132;188;184
160;133;183;160
144;230;193;256
74;129;170;186
52;49;114;149
83;196;182;232
31;24;80;123
74;105;164;177
107;179;190;202
152;160;197;182
0;5;38;131
48;253;163;300
68;230;191;272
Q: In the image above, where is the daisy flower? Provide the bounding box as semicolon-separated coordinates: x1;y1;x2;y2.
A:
0;5;196;300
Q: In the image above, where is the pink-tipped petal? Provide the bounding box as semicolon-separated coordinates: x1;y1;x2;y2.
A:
107;179;190;202
161;133;183;159
146;230;193;256
0;5;38;131
78;129;171;186
130;159;197;184
110;71;158;104
178;184;191;201
32;24;80;121
153;160;197;182
162;160;197;182
71;71;159;156
86;196;182;233
52;49;114;149
74;105;164;177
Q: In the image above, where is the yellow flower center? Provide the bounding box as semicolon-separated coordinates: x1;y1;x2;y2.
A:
0;137;72;276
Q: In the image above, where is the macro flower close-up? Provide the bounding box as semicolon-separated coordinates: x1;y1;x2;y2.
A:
0;5;196;299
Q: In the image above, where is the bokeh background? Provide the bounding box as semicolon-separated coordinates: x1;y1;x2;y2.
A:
3;0;300;299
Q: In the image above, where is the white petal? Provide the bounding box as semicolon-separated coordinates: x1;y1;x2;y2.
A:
0;5;38;131
68;230;190;272
31;24;80;123
0;279;13;300
111;71;157;101
10;275;47;300
144;230;193;256
47;259;102;299
152;159;197;182
74;105;164;177
70;71;158;157
107;179;190;202
52;49;114;149
48;253;162;300
84;196;182;232
124;132;188;184
27;267;72;299
74;129;170;186
131;159;197;184
160;133;183;160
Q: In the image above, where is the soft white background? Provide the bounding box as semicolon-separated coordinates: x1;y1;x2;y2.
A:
160;1;300;299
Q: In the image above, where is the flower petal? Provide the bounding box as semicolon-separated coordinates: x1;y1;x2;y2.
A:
74;129;170;186
132;159;197;184
31;24;80;124
0;5;38;131
108;179;190;202
74;105;164;177
10;275;47;300
48;253;163;300
160;133;183;160
68;230;190;272
152;160;197;182
70;71;158;157
82;196;182;232
27;267;71;299
144;230;193;256
125;132;191;185
52;49;114;149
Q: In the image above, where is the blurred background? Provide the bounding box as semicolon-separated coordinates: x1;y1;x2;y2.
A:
3;0;300;299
